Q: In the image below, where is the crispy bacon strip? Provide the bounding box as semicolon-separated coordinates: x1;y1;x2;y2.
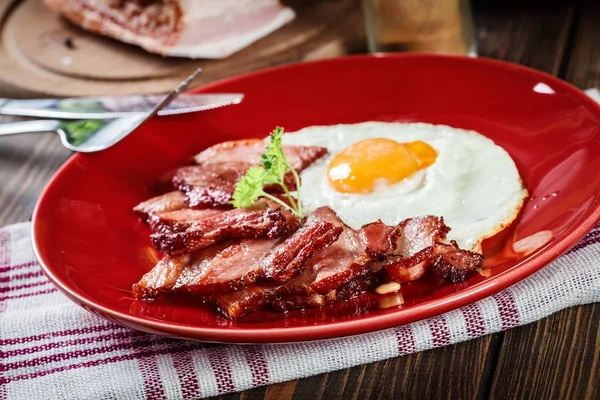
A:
306;208;375;294
174;239;279;295
389;216;450;257
148;208;226;234
44;0;295;60
132;253;192;299
151;205;295;255
430;241;484;283
173;162;251;208
271;273;383;313
384;216;482;283
193;139;328;171
135;211;341;301
133;239;274;299
133;191;187;221
358;221;397;260
177;142;327;207
260;219;343;282
211;282;289;319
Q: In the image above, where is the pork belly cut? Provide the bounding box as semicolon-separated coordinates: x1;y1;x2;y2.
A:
174;239;279;295
133;191;187;221
430;241;484;283
270;273;384;313
133;239;276;299
211;282;290;320
151;204;296;255
384;216;482;283
148;208;226;234
44;0;296;59
193;139;328;172
133;253;192;299
306;208;375;295
173;162;251;208
260;216;343;282
177;142;328;207
358;221;397;260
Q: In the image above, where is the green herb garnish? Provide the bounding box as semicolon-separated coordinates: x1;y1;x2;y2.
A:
232;127;303;218
59;119;107;145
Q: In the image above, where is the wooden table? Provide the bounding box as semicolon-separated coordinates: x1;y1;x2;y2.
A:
1;1;599;398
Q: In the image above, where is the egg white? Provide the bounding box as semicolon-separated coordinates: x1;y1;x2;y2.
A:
281;122;528;252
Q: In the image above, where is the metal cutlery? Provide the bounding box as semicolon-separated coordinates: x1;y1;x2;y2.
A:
0;92;243;120
0;68;206;152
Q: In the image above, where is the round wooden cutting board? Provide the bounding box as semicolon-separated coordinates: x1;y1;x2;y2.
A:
0;0;363;97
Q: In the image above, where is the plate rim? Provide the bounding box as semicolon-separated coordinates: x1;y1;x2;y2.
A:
31;53;600;343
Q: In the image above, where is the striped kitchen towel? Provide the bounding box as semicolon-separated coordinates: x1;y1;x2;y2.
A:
1;90;600;400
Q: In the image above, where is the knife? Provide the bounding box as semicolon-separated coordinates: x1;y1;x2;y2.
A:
0;93;244;120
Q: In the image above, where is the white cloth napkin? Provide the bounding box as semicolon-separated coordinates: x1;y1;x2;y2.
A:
1;89;599;399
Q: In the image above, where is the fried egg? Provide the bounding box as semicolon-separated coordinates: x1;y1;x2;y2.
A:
281;122;527;252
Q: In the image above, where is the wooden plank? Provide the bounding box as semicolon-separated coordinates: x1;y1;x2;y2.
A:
489;0;600;399
214;336;501;400
564;0;600;89
489;306;600;400
473;0;574;75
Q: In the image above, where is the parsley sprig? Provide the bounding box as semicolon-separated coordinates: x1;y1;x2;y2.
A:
232;127;303;218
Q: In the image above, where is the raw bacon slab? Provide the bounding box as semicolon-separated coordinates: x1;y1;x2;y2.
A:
44;0;296;59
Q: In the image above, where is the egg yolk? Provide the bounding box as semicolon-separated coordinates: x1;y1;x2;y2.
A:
327;138;438;193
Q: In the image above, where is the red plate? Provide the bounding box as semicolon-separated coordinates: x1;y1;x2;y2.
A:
32;54;600;343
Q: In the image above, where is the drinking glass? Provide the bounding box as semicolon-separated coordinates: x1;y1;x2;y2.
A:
362;0;477;56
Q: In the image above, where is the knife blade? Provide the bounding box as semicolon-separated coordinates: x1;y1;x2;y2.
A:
0;93;244;120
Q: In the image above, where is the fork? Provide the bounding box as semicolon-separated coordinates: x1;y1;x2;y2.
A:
0;68;201;152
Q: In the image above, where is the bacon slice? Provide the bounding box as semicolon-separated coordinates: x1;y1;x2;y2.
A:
148;208;226;234
271;273;383;313
133;191;187;221
135;211;341;301
173;239;278;295
260;218;343;282
193;139;328;171
305;208;374;294
134;240;276;299
211;282;289;319
173;162;251;208
44;0;296;59
132;253;192;299
177;142;328;207
151;205;296;255
384;216;482;283
430;241;484;283
358;221;397;259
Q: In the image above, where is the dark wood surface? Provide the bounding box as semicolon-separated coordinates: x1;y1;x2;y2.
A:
1;0;599;399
